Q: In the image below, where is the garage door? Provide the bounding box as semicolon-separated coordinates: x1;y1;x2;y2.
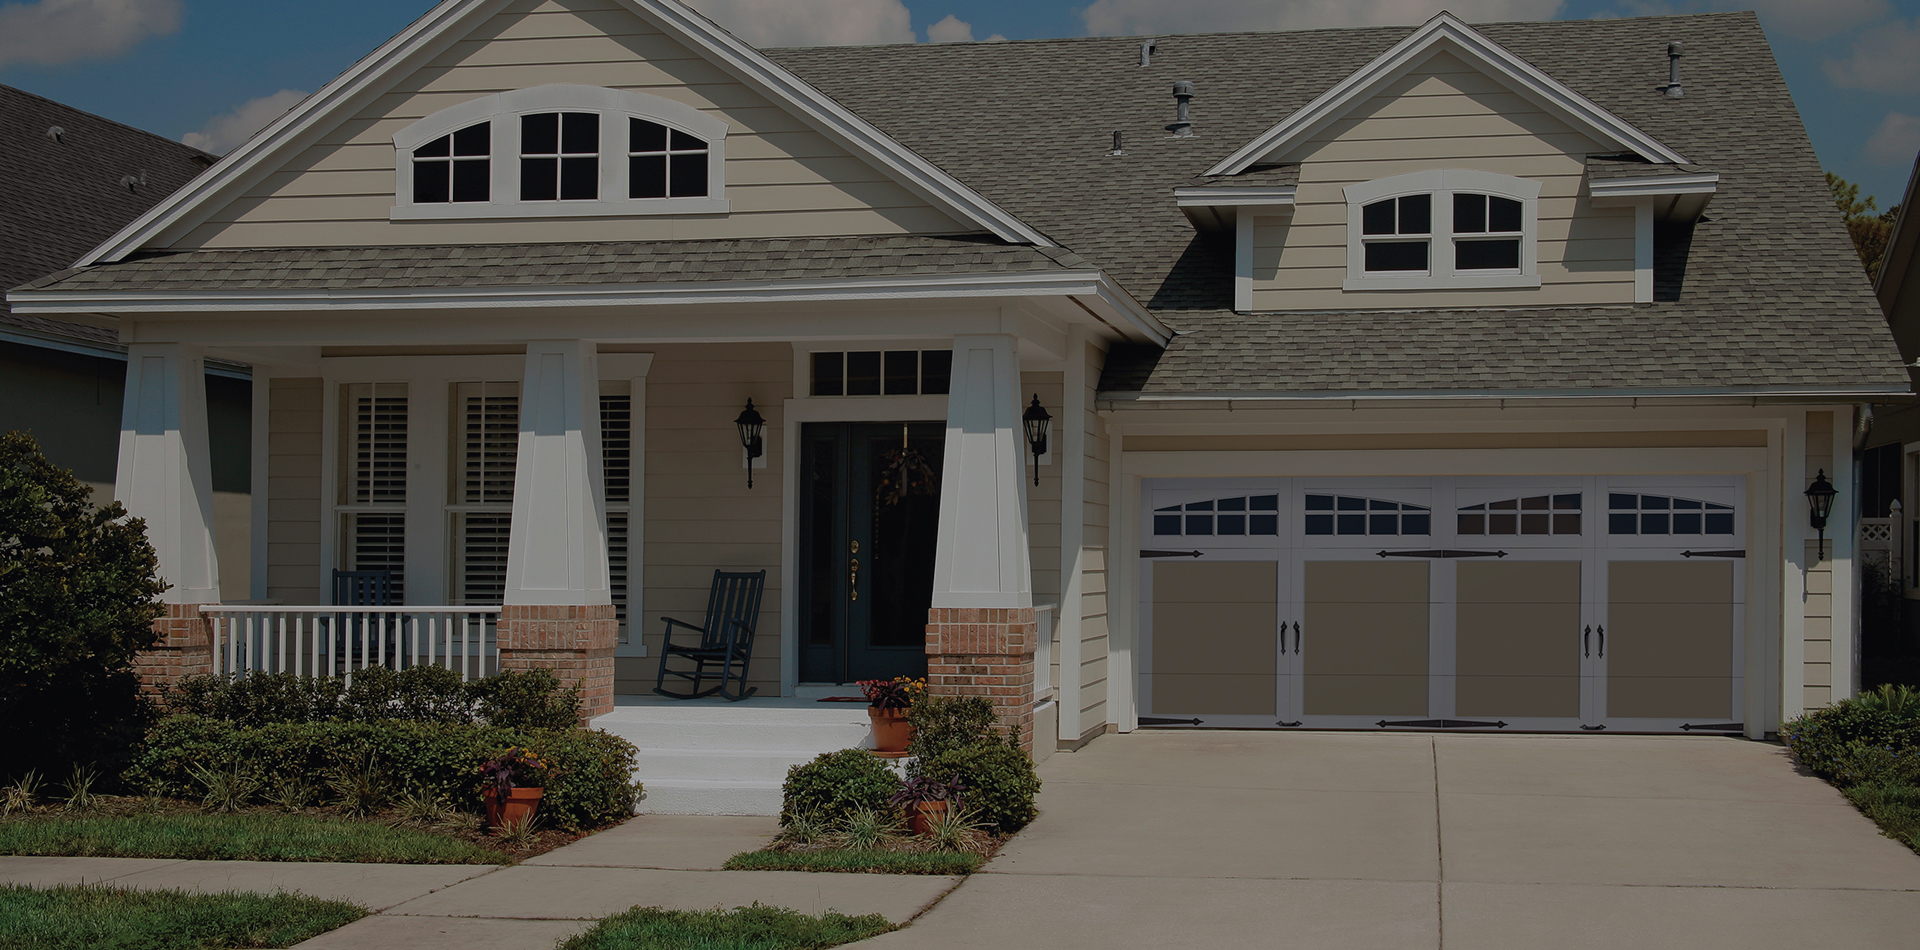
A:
1139;476;1744;733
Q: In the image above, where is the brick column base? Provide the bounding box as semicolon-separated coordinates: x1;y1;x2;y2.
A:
135;602;215;701
925;607;1037;753
499;603;618;723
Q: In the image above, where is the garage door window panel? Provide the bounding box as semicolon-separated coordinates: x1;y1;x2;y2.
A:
1154;494;1279;536
1304;494;1430;536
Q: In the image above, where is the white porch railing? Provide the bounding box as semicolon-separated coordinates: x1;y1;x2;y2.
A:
199;606;502;681
1034;602;1057;704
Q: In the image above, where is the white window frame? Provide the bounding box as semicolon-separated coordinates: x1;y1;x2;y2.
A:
1343;169;1542;291
391;84;730;220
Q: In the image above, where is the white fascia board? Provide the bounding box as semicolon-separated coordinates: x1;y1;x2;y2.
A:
1205;12;1689;177
1104;384;1910;403
1588;173;1719;201
75;0;1051;267
1173;187;1297;208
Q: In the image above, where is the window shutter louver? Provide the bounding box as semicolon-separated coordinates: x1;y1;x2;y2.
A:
341;384;407;599
454;382;519;605
601;392;632;642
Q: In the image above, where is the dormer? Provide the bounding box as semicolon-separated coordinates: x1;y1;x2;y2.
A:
1184;12;1719;313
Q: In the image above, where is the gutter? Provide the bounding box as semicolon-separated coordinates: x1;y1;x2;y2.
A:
1100;385;1911;404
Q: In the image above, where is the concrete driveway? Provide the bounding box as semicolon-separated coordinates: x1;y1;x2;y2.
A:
863;731;1920;949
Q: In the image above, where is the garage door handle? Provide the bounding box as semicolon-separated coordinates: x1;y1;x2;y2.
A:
1597;625;1605;658
1292;621;1302;654
1583;625;1591;658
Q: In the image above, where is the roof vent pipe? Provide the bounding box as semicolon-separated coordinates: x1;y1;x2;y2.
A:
1109;130;1125;156
1140;39;1156;67
1169;80;1195;137
1663;41;1684;98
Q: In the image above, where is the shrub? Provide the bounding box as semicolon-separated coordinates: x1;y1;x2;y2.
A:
1782;699;1920;781
906;695;1002;760
0;431;165;780
124;715;639;830
780;749;901;827
164;666;580;729
912;742;1039;834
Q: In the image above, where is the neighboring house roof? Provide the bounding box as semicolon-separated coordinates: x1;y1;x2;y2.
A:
767;12;1903;395
0;83;210;349
1876;151;1920;372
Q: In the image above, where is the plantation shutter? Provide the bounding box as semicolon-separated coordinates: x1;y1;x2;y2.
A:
601;391;632;643
454;382;519;605
340;383;407;599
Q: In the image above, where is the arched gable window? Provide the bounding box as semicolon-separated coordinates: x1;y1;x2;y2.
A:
391;84;728;220
1343;169;1541;290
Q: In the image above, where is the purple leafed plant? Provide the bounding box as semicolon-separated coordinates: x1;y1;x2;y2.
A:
890;775;964;808
475;746;553;795
856;678;911;709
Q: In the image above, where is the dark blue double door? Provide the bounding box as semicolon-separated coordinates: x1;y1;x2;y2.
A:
798;422;943;684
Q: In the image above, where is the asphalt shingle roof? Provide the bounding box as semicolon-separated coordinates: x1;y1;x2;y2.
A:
0;84;211;346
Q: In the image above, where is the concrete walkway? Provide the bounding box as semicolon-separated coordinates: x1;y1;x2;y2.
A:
4;732;1917;948
857;731;1920;949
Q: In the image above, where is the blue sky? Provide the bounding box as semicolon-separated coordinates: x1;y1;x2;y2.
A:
1;0;1916;208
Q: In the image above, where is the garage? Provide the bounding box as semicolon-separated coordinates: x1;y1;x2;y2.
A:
1138;476;1746;733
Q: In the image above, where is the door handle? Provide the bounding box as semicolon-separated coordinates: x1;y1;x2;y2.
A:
1584;625;1591;658
1293;621;1302;654
849;557;860;601
1596;624;1605;658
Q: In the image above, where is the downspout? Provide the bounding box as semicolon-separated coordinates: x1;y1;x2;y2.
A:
1853;403;1873;698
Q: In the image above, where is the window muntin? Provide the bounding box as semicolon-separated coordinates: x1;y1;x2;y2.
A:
810;350;953;396
1458;494;1580;536
1361;194;1431;273
1608;493;1734;536
1153;495;1281;536
1343;170;1540;290
412;122;489;204
1452;193;1522;271
629;119;710;199
1303;494;1430;536
520;112;600;201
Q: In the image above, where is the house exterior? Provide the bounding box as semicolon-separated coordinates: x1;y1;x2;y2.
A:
0;84;254;604
1858;151;1920;686
7;0;1903;784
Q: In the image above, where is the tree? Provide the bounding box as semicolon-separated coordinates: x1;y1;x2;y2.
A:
1828;172;1900;279
0;431;166;780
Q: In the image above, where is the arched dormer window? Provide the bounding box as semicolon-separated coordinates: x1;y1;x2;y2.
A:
1343;169;1541;290
391;84;728;220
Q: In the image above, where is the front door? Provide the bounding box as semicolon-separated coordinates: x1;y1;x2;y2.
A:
799;422;942;684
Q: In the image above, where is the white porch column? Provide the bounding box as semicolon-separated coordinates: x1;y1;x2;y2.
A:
927;333;1038;749
505;340;611;605
501;340;616;721
117;344;220;603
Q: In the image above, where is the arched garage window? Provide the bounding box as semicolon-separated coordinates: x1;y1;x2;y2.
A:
1344;169;1541;291
392;84;728;220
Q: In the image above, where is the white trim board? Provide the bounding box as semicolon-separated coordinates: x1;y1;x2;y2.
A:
70;0;1051;267
1205;11;1688;177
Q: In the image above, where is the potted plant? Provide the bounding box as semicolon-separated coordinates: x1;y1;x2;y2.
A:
858;676;926;756
890;775;964;835
476;746;552;832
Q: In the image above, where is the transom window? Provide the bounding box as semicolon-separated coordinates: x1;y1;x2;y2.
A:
392;84;729;220
1305;495;1430;536
1609;494;1734;536
1344;169;1541;290
1458;494;1581;536
811;350;953;396
1154;496;1281;536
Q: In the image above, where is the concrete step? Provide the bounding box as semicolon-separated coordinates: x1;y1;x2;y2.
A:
595;699;880;816
638;778;784;817
635;747;825;785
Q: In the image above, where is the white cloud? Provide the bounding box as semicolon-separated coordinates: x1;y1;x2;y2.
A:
181;90;309;156
1824;17;1920;92
684;0;913;47
1079;0;1563;35
0;0;180;68
1866;112;1920;167
927;13;973;42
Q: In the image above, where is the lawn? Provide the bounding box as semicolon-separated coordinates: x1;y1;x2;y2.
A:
0;883;365;950
724;848;980;875
558;905;893;950
0;812;509;864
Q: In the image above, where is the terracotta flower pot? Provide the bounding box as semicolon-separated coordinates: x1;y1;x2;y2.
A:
908;800;949;836
868;706;914;754
482;786;544;832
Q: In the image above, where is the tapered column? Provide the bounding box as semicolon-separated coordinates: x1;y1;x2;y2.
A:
502;341;616;720
927;334;1037;749
117;344;220;692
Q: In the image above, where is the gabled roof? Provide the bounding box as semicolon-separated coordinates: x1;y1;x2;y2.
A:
1204;11;1688;176
71;0;1051;267
0;84;210;346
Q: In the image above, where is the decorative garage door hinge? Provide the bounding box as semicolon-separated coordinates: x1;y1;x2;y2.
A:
1138;716;1204;726
1679;722;1743;732
1376;718;1509;729
1679;550;1745;558
1140;549;1204;558
1375;549;1508;559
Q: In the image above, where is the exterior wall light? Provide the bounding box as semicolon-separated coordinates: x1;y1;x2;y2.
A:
1022;395;1051;487
735;398;765;488
1806;468;1838;560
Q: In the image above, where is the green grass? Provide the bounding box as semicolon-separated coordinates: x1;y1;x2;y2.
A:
558;905;893;950
723;848;981;875
1843;783;1920;854
0;883;365;950
0;813;509;864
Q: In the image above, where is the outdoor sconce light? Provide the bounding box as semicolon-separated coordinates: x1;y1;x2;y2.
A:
735;399;765;489
1022;395;1051;487
1806;468;1838;561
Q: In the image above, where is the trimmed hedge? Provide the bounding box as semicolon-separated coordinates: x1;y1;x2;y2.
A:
125;716;639;830
780;749;902;827
164;667;580;730
914;742;1040;834
1781;697;1920;785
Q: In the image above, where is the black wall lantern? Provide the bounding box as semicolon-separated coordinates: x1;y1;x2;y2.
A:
1022;395;1051;487
1806;468;1838;560
735;399;765;488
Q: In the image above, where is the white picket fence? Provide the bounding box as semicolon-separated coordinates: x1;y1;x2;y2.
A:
198;606;502;681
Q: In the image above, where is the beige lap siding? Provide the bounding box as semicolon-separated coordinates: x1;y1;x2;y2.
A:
1076;342;1111;739
618;343;788;697
266;377;324;604
1021;371;1065;693
170;0;966;250
1804;410;1835;712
